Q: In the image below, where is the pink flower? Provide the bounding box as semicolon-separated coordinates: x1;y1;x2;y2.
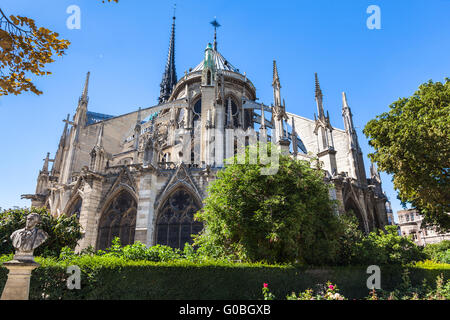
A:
263;283;268;288
328;285;334;290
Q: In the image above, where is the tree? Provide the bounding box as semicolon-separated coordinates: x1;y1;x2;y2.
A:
0;207;82;257
364;79;450;231
194;146;342;265
0;8;70;95
0;1;118;96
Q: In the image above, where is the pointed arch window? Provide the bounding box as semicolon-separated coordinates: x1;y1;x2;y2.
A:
67;197;82;220
206;70;212;85
193;99;202;123
155;188;203;250
97;190;137;250
345;198;365;232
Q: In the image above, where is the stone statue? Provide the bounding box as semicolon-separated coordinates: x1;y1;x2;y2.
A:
10;213;48;261
1;213;48;300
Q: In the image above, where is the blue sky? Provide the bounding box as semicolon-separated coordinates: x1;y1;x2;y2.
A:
0;0;449;221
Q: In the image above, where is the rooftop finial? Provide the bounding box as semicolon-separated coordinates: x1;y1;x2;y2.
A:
314;73;325;120
210;17;221;51
42;152;51;173
273;60;280;87
80;71;90;104
342;92;350;110
272;60;282;106
314;73;322;99
95;123;104;148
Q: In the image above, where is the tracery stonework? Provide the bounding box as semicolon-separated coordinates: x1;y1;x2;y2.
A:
155;189;202;249
23;14;391;252
97;190;137;250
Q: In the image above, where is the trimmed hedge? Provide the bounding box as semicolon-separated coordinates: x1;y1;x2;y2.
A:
0;255;449;300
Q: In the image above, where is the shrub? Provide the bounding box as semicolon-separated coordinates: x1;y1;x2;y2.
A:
286;281;346;300
356;225;426;265
0;207;82;257
58;238;204;263
194;147;342;265
336;217;426;266
423;240;450;264
0;254;448;300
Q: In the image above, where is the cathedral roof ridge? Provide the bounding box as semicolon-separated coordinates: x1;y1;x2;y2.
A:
85;105;161;127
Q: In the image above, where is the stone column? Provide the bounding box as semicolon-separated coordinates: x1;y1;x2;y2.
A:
1;260;39;300
76;176;103;251
135;171;157;245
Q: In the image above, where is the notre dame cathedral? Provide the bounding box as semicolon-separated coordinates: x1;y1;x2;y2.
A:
22;14;390;251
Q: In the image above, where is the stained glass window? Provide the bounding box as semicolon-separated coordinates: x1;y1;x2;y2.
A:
97;190;137;250
155;188;202;250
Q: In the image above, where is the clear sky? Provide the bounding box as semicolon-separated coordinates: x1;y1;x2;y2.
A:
0;0;449;221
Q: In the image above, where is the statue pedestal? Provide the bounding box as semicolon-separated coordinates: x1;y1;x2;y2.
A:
1;260;39;300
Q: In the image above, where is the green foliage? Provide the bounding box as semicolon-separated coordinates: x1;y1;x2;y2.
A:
262;283;276;300
357;225;426;265
286;282;345;300
423;240;450;264
2;252;447;300
363;78;450;230
194;148;342;265
0;207;82;257
335;212;365;265
365;269;450;300
336;220;426;265
283;274;450;300
98;238;184;262
57;238;214;264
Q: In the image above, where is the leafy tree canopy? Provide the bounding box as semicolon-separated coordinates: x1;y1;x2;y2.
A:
0;1;117;96
194;147;342;265
364;79;450;231
0;8;70;95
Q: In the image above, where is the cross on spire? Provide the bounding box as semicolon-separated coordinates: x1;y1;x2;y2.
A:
210;17;221;51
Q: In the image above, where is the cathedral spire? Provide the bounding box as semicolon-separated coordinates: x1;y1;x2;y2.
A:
74;72;90;128
79;71;90;105
42;152;51;173
95;123;104;149
315;73;324;120
159;8;177;105
260;104;266;130
60;114;70;148
272;60;281;106
342;92;355;134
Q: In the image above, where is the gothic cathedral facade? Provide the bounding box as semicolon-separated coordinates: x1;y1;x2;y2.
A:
23;15;390;251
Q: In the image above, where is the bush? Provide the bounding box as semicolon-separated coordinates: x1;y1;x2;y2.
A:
423;240;450;264
194;147;342;265
0;207;82;257
0;253;448;300
356;225;426;265
336;215;426;266
279;272;450;300
57;238;212;264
